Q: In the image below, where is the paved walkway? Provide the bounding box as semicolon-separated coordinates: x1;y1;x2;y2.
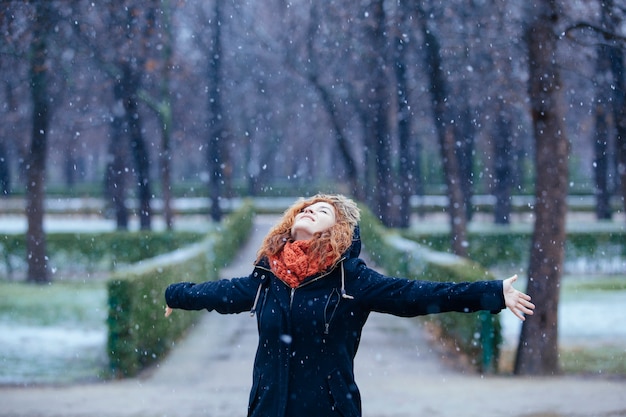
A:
1;215;625;417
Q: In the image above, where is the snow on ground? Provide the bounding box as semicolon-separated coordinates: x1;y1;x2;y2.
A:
0;214;214;234
0;324;107;385
500;281;626;348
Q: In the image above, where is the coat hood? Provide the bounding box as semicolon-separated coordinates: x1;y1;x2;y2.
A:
335;225;361;300
345;225;361;260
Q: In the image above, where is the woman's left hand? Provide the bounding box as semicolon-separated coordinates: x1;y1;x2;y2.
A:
503;275;535;321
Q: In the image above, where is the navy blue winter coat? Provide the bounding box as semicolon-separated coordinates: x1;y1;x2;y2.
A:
165;232;505;417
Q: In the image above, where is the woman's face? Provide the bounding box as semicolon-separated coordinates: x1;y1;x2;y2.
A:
291;201;337;241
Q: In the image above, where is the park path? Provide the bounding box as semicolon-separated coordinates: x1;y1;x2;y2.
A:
1;215;625;417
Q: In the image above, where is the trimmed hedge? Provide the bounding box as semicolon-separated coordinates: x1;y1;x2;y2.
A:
403;227;626;271
359;207;501;373
1;231;204;278
106;201;255;378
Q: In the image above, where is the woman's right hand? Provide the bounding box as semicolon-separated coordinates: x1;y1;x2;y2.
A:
164;306;173;317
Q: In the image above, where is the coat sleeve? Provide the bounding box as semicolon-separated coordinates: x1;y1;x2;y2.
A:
346;259;505;316
165;273;261;314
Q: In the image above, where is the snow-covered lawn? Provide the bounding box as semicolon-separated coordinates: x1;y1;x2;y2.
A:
500;275;626;348
0;281;108;385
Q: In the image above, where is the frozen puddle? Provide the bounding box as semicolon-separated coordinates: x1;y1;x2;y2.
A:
0;324;107;385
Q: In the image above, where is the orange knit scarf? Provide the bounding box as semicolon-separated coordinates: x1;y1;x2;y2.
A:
269;240;334;288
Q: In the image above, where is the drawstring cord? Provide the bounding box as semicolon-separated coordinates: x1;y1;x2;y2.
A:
250;282;264;316
340;263;354;299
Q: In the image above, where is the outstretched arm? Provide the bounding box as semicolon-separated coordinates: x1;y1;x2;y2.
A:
162;275;261;317
503;274;535;321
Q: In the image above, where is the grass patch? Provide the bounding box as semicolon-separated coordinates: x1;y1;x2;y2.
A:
559;345;626;377
0;280;107;328
499;345;626;377
0;280;108;385
562;274;626;292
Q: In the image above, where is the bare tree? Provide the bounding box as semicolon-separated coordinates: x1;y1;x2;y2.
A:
594;33;614;220
393;23;415;228
139;0;176;230
515;0;569;375
492;98;515;224
77;1;158;230
361;0;398;226
416;4;468;257
0;126;9;196
25;1;54;283
564;0;626;222
489;0;526;225
105;89;130;230
206;0;226;222
606;18;626;220
302;3;361;199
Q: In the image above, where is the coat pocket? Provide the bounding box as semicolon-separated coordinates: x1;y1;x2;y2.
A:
326;368;361;417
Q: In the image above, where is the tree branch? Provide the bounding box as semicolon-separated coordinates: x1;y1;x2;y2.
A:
563;21;626;46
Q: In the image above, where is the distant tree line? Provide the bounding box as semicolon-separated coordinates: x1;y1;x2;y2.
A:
1;0;625;376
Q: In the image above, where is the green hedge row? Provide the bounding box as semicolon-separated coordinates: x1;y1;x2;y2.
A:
403;227;626;270
1;231;204;278
106;201;255;378
359;208;501;373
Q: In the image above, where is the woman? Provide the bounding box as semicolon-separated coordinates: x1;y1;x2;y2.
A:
164;194;534;417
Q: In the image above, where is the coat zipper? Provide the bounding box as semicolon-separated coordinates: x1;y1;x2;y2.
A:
288;264;341;310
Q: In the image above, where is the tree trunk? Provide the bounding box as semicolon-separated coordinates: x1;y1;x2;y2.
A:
442;126;469;257
595;0;626;220
313;81;360;199
303;3;360;199
207;0;224;222
493;100;514;225
454;91;476;223
122;65;152;231
1;81;15;196
515;0;568;375
159;108;174;231
592;5;614;220
158;0;174;230
105;93;129;230
0;139;10;196
26;1;52;283
418;8;468;257
363;0;396;226
609;46;626;219
593;75;612;220
394;27;413;228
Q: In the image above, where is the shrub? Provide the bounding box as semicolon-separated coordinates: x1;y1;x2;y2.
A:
106;201;255;378
359;207;501;373
0;231;204;279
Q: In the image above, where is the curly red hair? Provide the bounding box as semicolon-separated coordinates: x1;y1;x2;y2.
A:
255;194;360;266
